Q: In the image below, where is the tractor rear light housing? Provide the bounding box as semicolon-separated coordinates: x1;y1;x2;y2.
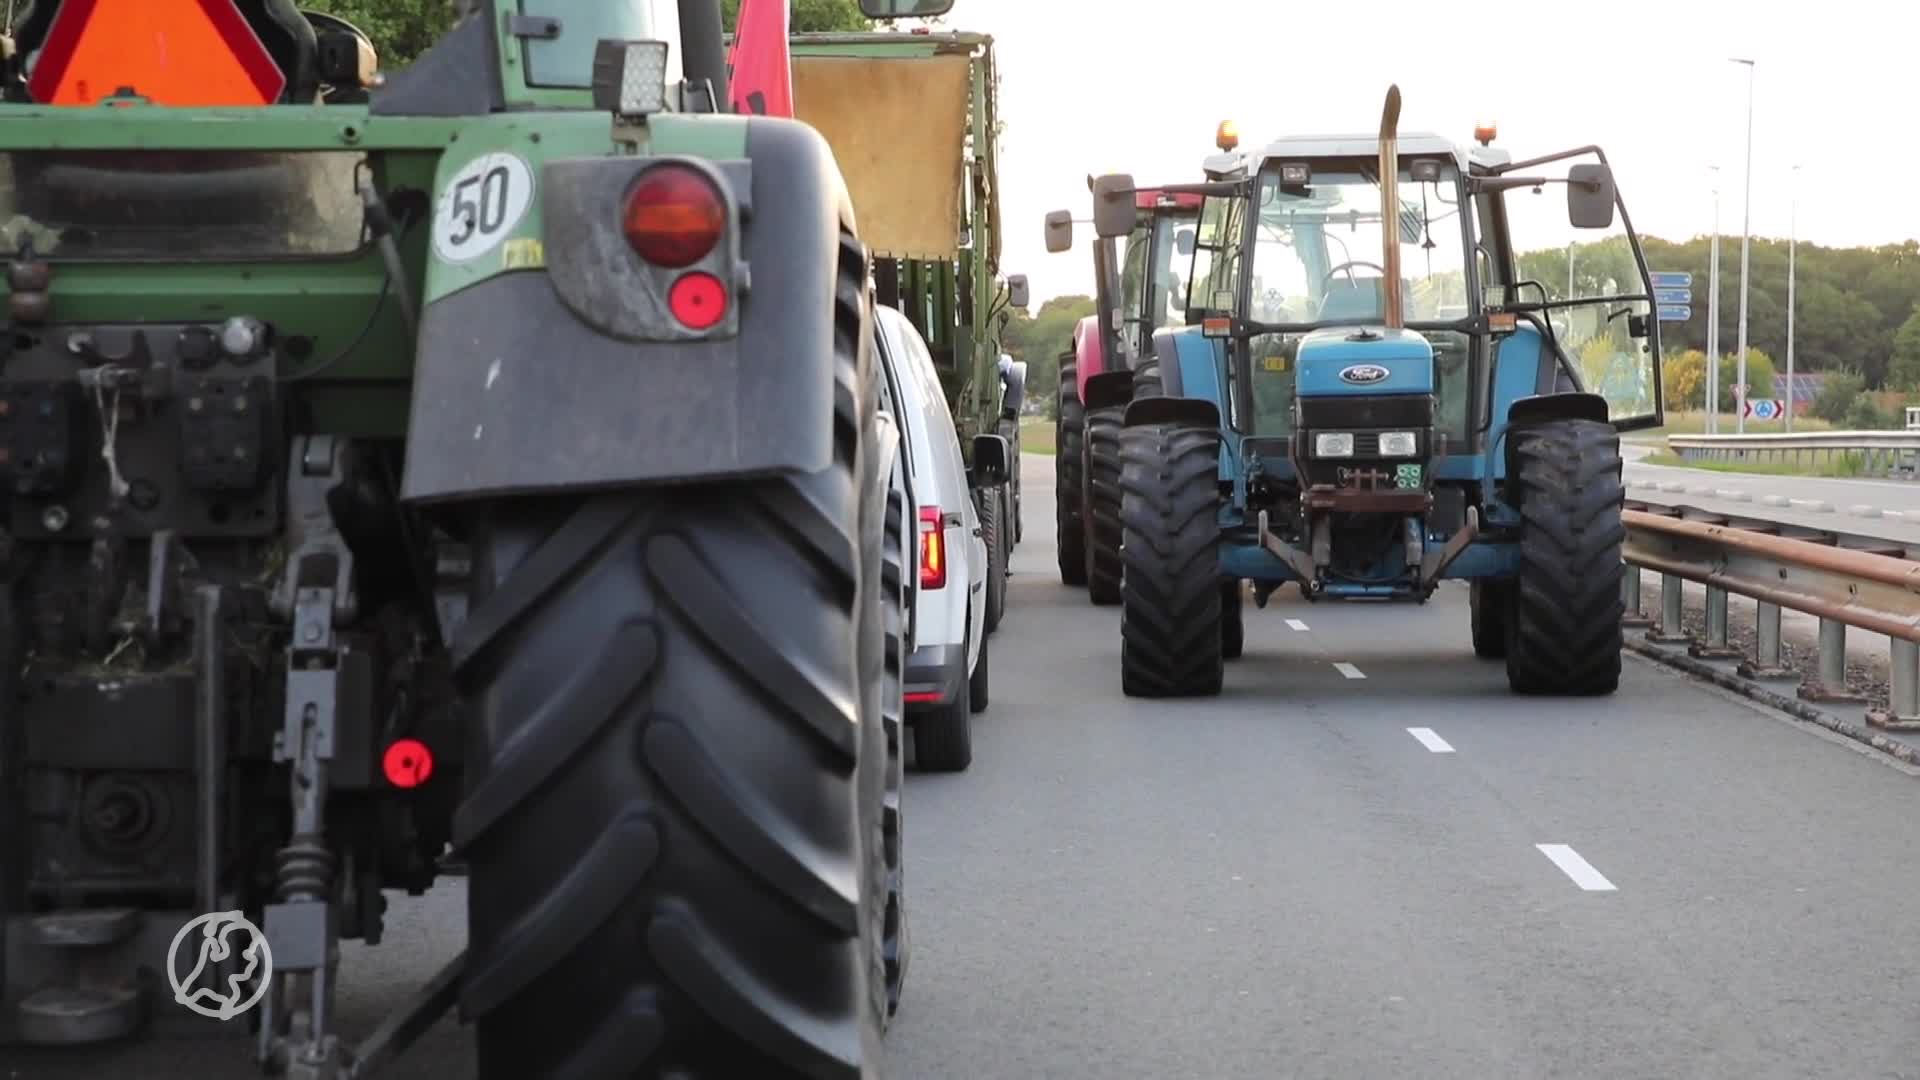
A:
1377;431;1418;457
918;506;947;589
624;164;727;268
1314;432;1354;458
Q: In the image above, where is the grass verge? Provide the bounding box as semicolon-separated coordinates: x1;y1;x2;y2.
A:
1021;419;1056;456
1640;449;1868;478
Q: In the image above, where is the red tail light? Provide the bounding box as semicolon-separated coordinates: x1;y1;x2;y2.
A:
624;164;726;268
918;506;946;589
382;738;435;789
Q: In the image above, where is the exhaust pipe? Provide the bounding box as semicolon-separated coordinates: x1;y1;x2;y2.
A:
1377;84;1404;331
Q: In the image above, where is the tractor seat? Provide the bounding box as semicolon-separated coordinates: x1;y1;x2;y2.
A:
11;0;320;104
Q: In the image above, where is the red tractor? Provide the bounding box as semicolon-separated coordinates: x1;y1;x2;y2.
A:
1047;186;1206;601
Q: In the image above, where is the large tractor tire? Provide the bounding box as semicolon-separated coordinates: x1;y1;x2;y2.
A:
1504;417;1625;695
1469;579;1510;659
1220;579;1245;660
1056;359;1087;585
451;302;891;1076
876;463;911;1018
980;486;1007;634
1118;422;1224;697
1132;351;1163;400
1081;405;1125;606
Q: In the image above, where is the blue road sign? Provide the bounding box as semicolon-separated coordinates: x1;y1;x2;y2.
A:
1657;304;1691;322
1655;288;1691;305
1650;271;1692;288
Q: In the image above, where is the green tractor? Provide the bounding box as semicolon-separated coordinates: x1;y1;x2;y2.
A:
0;0;955;1075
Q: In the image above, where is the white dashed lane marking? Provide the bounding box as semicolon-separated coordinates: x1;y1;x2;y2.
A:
1406;727;1455;753
1333;662;1365;680
1285;619;1310;631
1536;844;1617;891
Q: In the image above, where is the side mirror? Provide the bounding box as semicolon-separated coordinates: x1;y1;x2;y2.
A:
971;433;1010;487
1006;274;1030;309
1175;228;1196;256
858;0;955;17
1091;173;1137;239
1044;209;1074;253
1567;163;1616;229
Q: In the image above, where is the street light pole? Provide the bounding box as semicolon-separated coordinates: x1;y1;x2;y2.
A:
1567;242;1575;299
1732;56;1755;434
1707;165;1721;431
1787;163;1798;432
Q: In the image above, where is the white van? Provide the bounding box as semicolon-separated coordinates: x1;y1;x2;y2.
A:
872;305;1005;772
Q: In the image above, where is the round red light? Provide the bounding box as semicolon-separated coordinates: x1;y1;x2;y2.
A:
668;272;728;330
382;738;434;789
624;165;726;268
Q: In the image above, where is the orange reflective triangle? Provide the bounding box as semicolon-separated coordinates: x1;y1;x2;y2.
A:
28;0;286;106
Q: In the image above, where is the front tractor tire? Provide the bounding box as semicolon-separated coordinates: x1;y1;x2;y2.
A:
1118;422;1225;697
1504;417;1625;695
451;325;893;1074
1081;405;1125;605
1056;359;1087;585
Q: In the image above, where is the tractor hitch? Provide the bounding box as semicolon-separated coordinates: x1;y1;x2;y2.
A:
1256;510;1320;591
1416;506;1480;593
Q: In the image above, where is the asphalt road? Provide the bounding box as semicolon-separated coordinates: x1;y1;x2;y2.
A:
9;453;1920;1079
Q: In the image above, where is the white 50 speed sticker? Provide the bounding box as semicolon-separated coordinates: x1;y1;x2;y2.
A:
432;152;535;263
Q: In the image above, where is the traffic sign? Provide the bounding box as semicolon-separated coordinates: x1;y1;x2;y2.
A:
1743;398;1785;421
1655;288;1691;305
1657;304;1690;322
1649;271;1692;288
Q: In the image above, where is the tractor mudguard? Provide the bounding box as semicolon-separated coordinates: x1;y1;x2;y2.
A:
399;117;855;503
1124;396;1219;430
1082;368;1136;412
1507;391;1610;429
1071;313;1108;402
1501;391;1612;497
1157;326;1231;413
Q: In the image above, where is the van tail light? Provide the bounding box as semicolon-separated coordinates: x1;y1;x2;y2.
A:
918;506;946;589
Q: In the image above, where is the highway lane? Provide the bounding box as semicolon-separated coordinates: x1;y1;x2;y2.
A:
9;453;1920;1079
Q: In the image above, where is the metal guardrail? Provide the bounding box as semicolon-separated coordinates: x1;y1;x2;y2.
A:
1667;431;1920;479
1620;500;1920;733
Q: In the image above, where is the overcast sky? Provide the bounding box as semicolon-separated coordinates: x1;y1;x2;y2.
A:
945;0;1920;307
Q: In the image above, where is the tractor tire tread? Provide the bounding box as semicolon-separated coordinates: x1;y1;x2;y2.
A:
1084;406;1125;605
456;231;887;1079
1056;359;1087;585
1118;423;1224;697
1505;418;1625;696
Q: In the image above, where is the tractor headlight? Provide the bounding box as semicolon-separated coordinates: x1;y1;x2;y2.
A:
1314;432;1354;458
1378;431;1418;457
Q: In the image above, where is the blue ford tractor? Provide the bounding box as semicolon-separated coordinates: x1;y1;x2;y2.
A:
1098;87;1664;697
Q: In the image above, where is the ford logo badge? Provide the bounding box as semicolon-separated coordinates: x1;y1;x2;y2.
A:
1339;364;1390;385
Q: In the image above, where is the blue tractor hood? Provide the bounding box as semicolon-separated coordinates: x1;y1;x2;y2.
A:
1294;327;1435;398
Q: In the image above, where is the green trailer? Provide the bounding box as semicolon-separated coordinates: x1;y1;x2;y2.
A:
789;29;1028;631
0;0;966;1076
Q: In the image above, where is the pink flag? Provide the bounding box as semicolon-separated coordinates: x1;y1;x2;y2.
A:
726;0;794;118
